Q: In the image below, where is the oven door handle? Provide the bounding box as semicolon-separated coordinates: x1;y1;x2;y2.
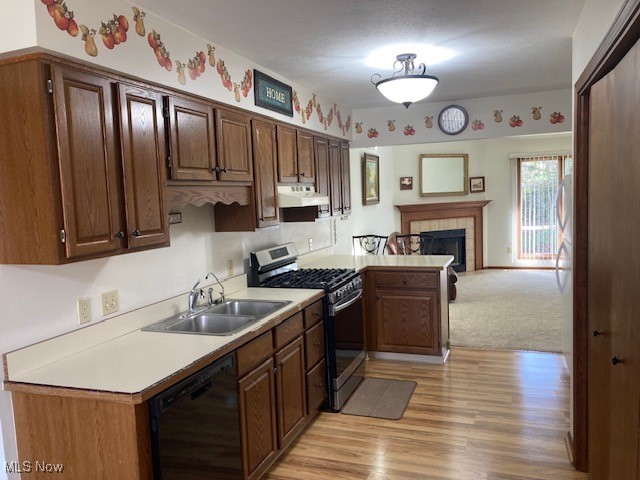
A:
331;290;363;314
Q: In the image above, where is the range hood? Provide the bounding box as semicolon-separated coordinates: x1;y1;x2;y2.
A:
277;186;329;208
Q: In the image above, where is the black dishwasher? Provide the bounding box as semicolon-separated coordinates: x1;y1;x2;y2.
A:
149;352;242;479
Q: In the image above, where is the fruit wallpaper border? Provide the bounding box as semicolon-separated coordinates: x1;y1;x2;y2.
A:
351;89;571;148
38;0;351;138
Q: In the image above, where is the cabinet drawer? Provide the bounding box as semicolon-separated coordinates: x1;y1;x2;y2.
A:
374;271;438;289
304;322;325;369
236;330;274;377
306;359;326;414
303;300;323;329
274;312;304;350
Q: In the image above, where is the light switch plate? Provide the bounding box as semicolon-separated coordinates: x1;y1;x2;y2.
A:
77;298;91;324
101;290;119;316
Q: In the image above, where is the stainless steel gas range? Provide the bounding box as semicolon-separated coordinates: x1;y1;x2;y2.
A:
248;243;364;411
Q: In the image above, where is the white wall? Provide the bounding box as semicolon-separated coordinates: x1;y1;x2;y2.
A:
391;133;573;267
0;2;37;55
572;0;626;84
333;147;397;254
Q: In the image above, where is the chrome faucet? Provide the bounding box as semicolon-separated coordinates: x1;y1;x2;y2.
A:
188;279;204;314
206;272;225;305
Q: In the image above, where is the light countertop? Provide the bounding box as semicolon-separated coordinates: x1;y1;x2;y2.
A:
301;254;454;271
4;286;322;398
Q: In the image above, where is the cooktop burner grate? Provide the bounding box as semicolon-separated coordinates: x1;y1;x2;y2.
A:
260;268;357;291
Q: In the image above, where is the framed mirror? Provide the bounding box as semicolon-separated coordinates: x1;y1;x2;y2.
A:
419;153;469;197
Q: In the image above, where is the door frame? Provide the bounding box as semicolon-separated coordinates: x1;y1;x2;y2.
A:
573;0;640;471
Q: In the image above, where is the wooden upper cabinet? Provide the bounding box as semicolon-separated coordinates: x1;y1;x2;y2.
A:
252;120;279;228
314;136;331;217
166;96;216;181
340;142;351;214
296;130;315;183
52;66;125;259
216;108;253;181
117;84;169;249
328;139;343;216
276;125;297;183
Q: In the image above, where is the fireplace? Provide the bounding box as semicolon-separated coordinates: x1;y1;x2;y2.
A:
420;229;467;272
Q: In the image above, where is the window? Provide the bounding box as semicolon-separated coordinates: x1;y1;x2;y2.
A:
517;154;572;260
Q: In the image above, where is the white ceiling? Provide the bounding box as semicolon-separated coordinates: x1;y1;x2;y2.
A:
135;0;586;109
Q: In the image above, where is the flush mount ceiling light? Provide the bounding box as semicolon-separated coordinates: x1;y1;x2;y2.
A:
371;53;439;108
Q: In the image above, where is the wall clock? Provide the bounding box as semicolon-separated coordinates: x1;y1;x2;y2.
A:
438;105;469;135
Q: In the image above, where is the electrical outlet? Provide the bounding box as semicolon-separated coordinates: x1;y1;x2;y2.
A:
226;259;233;276
77;298;91;324
507;246;512;254
308;238;313;251
101;290;119;316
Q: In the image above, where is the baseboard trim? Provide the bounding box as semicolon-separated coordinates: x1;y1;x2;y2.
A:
485;266;555;270
368;350;450;365
565;431;575;466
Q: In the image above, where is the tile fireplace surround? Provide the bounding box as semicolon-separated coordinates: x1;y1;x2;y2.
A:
396;201;491;271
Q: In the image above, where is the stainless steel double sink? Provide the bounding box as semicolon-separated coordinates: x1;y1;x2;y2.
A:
142;299;291;336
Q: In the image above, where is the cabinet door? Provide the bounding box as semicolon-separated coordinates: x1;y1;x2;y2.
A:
216;109;253;181
274;337;307;450
166;96;216;181
296;130;315;183
252;120;279;228
276;125;297;183
306;359;327;414
117;84;169;249
329;139;342;216
52;66;125;259
238;358;278;480
313;136;330;217
375;289;440;355
340;142;351;214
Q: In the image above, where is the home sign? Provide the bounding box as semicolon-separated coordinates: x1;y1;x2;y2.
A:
254;70;293;116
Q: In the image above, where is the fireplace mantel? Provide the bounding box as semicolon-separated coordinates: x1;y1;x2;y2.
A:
396;201;491;270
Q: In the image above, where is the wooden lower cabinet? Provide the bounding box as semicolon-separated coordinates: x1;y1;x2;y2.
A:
11;392;152;480
238;358;278;480
365;268;448;357
375;289;439;355
237;300;326;479
274;337;307;449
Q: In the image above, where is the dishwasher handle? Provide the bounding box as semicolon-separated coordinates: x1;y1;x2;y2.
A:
152;353;236;414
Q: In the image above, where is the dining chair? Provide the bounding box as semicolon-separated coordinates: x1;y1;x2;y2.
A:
352;235;388;255
393;234;424;255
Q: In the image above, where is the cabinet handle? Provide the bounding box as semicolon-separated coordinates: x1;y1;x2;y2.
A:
213;166;221;173
314;341;321;347
612;357;623;366
313;311;320;317
402;277;408;284
273;367;278;374
375;294;380;300
132;230;141;237
221;167;228;173
593;330;601;337
259;217;264;222
299;172;305;177
315;382;322;388
115;231;125;239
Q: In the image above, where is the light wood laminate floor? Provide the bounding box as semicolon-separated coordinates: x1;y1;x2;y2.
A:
264;348;587;480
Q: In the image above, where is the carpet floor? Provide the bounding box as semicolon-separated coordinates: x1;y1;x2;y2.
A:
449;269;562;352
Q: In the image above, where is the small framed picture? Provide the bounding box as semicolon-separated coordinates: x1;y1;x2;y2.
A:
399;176;413;190
469;176;486;193
362;153;380;205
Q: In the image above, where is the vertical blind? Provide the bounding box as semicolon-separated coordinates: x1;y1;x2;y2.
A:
517;154;572;260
